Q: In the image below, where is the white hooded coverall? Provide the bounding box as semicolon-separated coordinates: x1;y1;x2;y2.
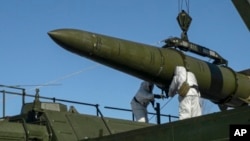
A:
168;66;202;120
131;81;154;123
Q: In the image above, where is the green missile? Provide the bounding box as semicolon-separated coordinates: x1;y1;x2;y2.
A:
48;29;250;108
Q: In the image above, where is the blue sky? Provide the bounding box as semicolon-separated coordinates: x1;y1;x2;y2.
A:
0;0;249;123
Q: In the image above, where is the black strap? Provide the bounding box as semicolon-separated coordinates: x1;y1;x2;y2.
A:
133;97;148;107
133;97;140;104
190;85;199;93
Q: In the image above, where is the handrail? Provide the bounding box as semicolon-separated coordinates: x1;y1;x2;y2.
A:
105;105;179;124
0;89;101;117
0;86;178;124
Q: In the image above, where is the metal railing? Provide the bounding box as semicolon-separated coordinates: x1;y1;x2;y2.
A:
0;85;101;117
0;85;178;124
105;104;179;124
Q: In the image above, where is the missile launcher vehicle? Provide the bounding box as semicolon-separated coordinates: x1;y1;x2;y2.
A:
0;0;249;140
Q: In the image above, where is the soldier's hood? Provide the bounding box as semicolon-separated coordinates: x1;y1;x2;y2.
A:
141;81;154;92
175;66;187;81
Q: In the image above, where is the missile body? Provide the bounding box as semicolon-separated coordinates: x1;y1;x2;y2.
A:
48;29;250;107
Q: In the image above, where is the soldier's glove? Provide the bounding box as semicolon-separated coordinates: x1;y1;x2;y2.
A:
154;94;164;99
150;100;155;107
165;92;169;99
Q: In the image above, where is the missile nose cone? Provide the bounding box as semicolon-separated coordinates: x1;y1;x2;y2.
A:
48;29;84;52
48;28;94;56
47;30;59;40
48;29;69;48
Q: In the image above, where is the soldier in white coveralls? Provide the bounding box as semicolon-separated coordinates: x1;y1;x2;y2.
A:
168;66;202;120
131;81;162;123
